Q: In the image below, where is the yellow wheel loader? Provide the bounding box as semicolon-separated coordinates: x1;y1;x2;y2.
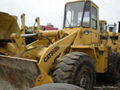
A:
99;20;120;86
0;0;120;90
99;20;119;52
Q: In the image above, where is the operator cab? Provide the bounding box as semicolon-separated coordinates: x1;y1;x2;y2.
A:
99;20;107;33
107;23;117;32
63;0;99;44
63;0;99;30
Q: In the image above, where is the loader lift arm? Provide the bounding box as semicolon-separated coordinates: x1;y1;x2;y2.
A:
33;30;78;85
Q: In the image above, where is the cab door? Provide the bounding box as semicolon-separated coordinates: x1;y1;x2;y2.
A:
91;5;99;44
82;1;99;44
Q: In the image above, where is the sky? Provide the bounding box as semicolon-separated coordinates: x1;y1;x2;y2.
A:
0;0;120;29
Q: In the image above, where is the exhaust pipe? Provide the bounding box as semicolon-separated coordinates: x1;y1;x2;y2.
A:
118;22;120;33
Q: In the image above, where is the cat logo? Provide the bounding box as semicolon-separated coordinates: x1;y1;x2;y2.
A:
44;46;60;62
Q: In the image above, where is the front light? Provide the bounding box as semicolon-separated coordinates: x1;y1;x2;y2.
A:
84;30;89;35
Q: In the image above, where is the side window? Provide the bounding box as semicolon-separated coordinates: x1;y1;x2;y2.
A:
92;7;97;29
82;1;90;27
99;23;102;32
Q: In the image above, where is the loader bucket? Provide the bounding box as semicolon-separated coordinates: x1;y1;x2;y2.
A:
0;55;40;90
0;12;20;40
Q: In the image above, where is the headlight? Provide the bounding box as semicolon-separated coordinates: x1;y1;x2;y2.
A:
84;30;89;35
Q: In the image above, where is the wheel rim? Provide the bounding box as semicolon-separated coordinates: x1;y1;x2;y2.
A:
79;71;91;89
80;72;90;87
75;67;92;89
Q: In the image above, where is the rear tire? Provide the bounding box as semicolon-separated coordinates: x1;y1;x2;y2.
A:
53;52;95;90
104;51;120;83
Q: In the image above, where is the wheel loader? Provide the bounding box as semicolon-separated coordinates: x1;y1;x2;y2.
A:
0;0;120;90
98;20;120;86
99;20;119;53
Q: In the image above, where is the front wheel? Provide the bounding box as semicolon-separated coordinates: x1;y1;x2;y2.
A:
29;83;84;90
53;52;95;90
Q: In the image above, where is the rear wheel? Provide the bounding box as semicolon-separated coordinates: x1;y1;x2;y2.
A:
104;51;120;83
53;52;95;90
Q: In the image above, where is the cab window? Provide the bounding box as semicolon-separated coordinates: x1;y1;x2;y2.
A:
92;7;97;29
64;2;85;27
99;23;102;32
82;1;90;27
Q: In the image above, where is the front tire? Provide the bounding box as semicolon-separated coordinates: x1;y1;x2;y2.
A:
29;83;84;90
53;52;95;90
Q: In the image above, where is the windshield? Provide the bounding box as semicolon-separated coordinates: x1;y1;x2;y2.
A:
64;2;84;28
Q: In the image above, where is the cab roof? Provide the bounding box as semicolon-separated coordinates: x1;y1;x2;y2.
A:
65;0;98;9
